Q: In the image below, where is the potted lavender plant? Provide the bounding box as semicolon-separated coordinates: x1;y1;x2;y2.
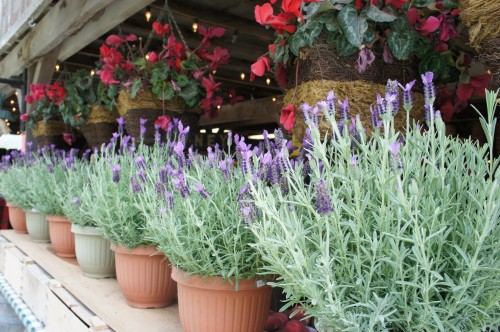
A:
83;120;176;308
248;75;499;331
143;123;274;332
59;150;116;278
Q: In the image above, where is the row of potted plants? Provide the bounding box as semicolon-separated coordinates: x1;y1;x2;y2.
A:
1;73;498;331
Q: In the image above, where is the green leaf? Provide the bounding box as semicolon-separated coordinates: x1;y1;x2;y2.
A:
336;33;359;56
419;52;447;77
390;15;412;32
176;75;190;88
289;32;307;56
178;81;199;103
414;36;433;59
366;5;397;22
338;4;368;48
387;30;415;60
363;27;376;45
130;78;142;99
324;16;340;32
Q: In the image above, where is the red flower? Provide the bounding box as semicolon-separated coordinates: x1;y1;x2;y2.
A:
280;104;296;132
63;132;74;145
255;4;296;34
120;60;134;72
25;95;34;104
153;22;170;36
251;56;271;78
147;51;158;64
282;0;303;19
437;13;459;42
456;73;491;104
407;9;440;36
202;74;222;99
198;25;226;39
200;46;230;71
106;34;122;47
97;68;119;85
255;3;274;26
355;0;363;10
155;115;171;131
20;113;29;122
385;0;408;9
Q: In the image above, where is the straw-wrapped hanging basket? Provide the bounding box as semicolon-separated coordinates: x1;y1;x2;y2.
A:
33;120;67;148
285;42;423;142
81;105;119;149
459;0;500;90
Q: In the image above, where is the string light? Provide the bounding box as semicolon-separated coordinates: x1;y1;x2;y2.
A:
217;105;221;110
212;70;216;74
10;100;14;105
272;97;277;102
199;129;206;134
145;6;152;22
55;64;60;72
240;72;246;80
90;69;95;76
12;107;16;112
192;19;198;33
145;54;150;60
223;129;230;133
212;128;219;134
266;78;271;85
15;91;18;96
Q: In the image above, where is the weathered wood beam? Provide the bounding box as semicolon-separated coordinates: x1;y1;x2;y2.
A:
58;0;156;61
0;0;117;78
159;1;274;42
199;96;281;126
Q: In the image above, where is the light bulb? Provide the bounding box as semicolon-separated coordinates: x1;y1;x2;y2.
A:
212;128;219;134
199;129;206;134
12;107;16;111
145;7;152;22
192;20;198;33
240;73;245;80
90;69;95;76
10;100;14;105
272;97;277;102
55;64;60;71
217;105;221;110
266;78;271;85
145;54;150;60
212;70;216;74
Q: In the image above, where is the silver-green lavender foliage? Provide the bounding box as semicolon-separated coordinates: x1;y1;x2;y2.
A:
146;142;264;282
59;157;96;227
249;91;499;331
82;140;156;249
0;152;32;209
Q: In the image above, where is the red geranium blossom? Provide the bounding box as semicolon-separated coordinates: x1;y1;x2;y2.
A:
153;22;170;36
155;115;171;131
280;104;296;132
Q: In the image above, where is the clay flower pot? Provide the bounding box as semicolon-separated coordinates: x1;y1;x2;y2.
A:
25;209;50;243
71;224;115;278
112;245;177;309
47;215;75;258
171;266;273;332
6;203;27;233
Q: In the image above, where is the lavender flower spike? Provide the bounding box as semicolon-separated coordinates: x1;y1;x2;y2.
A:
338;98;350;122
194;182;210;199
72;197;81;207
117;117;126;135
139;118;147;139
130;176;142;193
112;164;121;183
421;72;436;103
315;180;333;215
388;141;400;156
398;80;416;111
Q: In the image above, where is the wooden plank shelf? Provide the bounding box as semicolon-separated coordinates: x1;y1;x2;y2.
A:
0;230;182;332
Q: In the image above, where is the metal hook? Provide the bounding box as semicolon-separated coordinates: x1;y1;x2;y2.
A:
28;17;36;27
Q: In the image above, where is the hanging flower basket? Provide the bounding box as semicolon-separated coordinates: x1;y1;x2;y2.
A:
80;105;119;149
32;120;67;148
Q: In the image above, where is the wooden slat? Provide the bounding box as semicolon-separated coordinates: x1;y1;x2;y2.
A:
58;0;156;61
0;0;116;78
199;96;282;126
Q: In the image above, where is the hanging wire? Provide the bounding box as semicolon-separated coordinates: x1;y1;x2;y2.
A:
164;0;190;51
144;1;168;51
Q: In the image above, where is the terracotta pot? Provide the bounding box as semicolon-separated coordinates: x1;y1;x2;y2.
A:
112;245;177;309
47;215;75;258
25;209;50;243
171;267;272;332
6;203;27;234
71;224;115;278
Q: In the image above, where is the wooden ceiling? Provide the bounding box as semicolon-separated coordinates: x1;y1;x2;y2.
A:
62;0;280;101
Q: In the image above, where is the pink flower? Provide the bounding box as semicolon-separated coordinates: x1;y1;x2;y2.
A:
147;51;158;64
20;113;29;122
437;13;459;42
280;104;295;132
155;115;171;131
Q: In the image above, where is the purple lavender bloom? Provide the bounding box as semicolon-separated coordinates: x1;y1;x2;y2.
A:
319;90;336;119
421;72;436;102
130;176;141;193
370;106;379;129
83;149;91;161
26;142;33;152
139;118;147;139
177;121;190;143
172;173;189;197
350;154;358;167
137;170;146;182
154;127;161;143
194;182;210;199
385;92;398;116
315;180;333;215
165;191;174;209
135;155;146;170
155;181;165;198
424;104;431;124
300;103;312;123
263;130;271;152
72;197;80;207
174;141;186;168
388;141;400;156
112;164;121;183
241;150;253;176
117;117;126;135
338;99;350;122
159;168;168;184
274;128;284;148
376;93;386;116
219;160;229;180
398;80;416;111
